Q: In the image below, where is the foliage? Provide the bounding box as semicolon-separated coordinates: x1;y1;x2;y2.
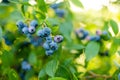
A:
0;0;120;80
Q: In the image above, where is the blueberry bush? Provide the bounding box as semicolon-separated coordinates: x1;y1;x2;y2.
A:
0;0;120;80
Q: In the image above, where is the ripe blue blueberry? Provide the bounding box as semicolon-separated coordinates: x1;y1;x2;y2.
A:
37;30;45;38
3;36;13;45
45;50;54;56
83;31;89;38
30;20;38;28
75;28;89;40
49;41;58;51
43;42;50;50
79;28;84;33
43;27;51;37
80;31;88;39
26;33;32;39
101;31;110;40
28;26;36;34
16;21;25;29
50;3;59;10
3;31;15;45
95;35;101;41
75;30;84;39
21;61;31;70
46;36;52;43
55;9;65;17
54;35;63;43
102;31;108;35
30;36;43;46
22;27;29;34
89;36;96;41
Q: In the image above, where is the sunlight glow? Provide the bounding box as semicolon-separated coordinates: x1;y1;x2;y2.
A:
81;0;109;10
0;0;2;3
29;0;36;5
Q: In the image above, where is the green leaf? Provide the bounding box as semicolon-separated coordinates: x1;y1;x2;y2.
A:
8;0;31;5
34;10;46;20
109;19;119;35
110;42;118;55
55;65;71;80
8;69;19;80
109;38;120;55
0;27;2;42
1;50;14;67
24;70;35;80
45;60;59;77
112;69;120;80
37;0;47;12
60;21;73;42
38;68;46;78
28;53;37;65
72;74;78;80
66;44;84;50
85;41;100;61
70;0;83;8
21;5;28;16
48;77;67;80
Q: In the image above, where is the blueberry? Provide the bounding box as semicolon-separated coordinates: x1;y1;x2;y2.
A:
89;36;96;41
50;3;59;9
26;33;32;39
16;21;27;30
38;37;43;46
45;50;54;56
79;28;84;33
22;27;29;34
37;30;44;38
3;36;13;45
54;35;63;43
28;26;36;34
96;30;102;35
55;9;65;17
101;31;110;40
46;36;52;43
83;31;89;38
30;20;38;28
80;31;88;39
102;31;108;35
43;42;50;50
49;41;58;51
21;61;31;70
30;37;43;46
3;31;15;45
95;35;101;41
75;28;89;40
75;30;84;39
85;36;91;41
43;27;51;37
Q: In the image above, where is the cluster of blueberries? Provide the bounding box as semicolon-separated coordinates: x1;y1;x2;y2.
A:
3;31;16;45
19;60;31;80
16;20;63;56
50;3;65;17
75;28;110;42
